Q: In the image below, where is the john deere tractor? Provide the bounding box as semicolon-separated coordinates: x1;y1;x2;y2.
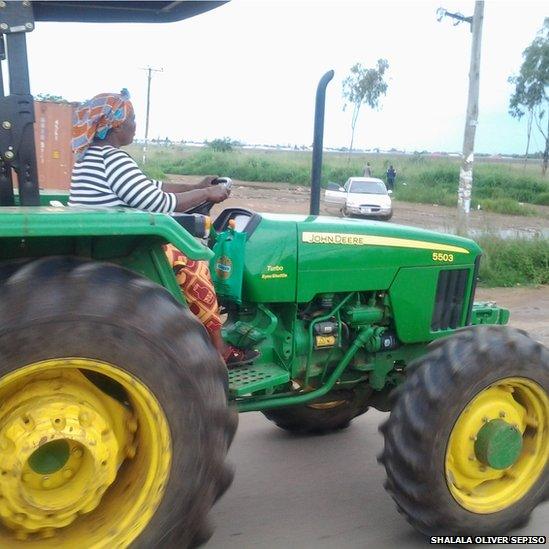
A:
0;1;546;547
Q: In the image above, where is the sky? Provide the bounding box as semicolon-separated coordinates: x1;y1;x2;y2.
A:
24;0;548;154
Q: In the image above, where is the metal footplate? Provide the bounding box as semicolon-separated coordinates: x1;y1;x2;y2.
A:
228;364;290;396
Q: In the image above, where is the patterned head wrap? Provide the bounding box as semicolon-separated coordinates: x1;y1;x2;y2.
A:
72;88;134;160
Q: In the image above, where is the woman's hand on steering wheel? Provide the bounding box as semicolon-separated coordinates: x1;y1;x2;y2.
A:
198;176;219;188
206;184;230;203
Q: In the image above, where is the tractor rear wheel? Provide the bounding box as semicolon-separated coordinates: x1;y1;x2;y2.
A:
0;256;236;548
263;388;370;435
380;326;548;536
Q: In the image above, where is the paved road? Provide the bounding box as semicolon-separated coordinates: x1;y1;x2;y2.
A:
209;411;549;549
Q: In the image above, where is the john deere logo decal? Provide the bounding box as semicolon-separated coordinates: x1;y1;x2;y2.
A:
215;256;232;280
301;232;469;254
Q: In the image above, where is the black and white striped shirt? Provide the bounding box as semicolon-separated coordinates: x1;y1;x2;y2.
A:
69;145;177;213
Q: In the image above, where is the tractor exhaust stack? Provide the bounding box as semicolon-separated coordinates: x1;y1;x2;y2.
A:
310;69;334;216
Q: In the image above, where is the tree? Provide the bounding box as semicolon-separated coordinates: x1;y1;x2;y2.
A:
206;137;240;152
342;59;389;158
508;18;549;175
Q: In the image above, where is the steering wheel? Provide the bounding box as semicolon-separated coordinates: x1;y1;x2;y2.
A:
185;177;233;216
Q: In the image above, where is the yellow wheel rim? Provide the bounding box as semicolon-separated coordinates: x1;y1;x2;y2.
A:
0;358;171;547
445;377;548;514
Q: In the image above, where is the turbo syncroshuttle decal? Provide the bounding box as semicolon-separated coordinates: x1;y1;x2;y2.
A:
301;231;470;254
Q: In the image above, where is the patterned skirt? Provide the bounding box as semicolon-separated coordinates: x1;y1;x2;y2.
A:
164;244;222;333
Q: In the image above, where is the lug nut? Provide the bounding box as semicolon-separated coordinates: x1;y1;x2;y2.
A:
499;411;506;418
2;120;11;129
0;2;6;8
0;23;8;31
40;528;55;539
4;150;14;160
63;468;73;479
0;438;13;452
79;412;91;426
72;447;83;458
25;22;33;30
21;415;34;430
52;417;65;430
482;416;489;423
125;445;137;459
42;476;51;488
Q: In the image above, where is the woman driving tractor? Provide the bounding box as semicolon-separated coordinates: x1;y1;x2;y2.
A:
69;88;258;367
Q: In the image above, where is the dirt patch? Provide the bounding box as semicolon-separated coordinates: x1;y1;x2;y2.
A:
476;286;549;346
169;176;549;345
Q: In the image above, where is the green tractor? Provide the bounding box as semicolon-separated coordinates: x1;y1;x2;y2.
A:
0;1;547;547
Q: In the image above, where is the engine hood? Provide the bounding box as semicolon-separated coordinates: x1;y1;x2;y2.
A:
238;212;481;304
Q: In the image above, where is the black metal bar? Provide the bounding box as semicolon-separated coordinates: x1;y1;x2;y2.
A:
310;70;334;216
4;30;39;205
6;32;31;93
0;34;14;206
0;163;14;206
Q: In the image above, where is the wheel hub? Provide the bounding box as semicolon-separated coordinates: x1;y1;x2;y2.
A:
446;377;548;514
0;375;124;535
474;419;523;470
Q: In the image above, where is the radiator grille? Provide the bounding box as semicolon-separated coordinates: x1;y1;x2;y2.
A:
431;269;469;331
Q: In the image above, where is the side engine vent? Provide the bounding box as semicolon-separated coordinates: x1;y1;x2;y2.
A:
431;269;468;331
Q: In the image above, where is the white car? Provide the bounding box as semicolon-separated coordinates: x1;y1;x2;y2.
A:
324;177;393;220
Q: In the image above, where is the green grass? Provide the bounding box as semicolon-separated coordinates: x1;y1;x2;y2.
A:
534;191;549;206
127;144;549;215
477;236;549;287
478;198;537;216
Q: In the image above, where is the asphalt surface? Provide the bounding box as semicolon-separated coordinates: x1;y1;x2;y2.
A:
209;410;549;549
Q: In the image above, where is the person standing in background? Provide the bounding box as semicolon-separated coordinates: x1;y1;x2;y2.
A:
386;164;396;191
363;162;372;177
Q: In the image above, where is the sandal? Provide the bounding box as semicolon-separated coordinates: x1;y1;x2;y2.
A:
223;346;260;368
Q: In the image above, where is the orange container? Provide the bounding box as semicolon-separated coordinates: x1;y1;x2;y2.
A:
33;101;75;190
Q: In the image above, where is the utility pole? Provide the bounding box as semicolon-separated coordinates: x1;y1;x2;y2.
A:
437;2;484;231
140;66;163;164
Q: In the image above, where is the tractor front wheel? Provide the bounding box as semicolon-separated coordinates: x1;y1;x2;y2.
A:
0;257;236;548
380;326;548;536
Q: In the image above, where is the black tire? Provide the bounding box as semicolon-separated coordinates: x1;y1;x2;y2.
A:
379;326;548;536
0;256;237;548
263;388;370;435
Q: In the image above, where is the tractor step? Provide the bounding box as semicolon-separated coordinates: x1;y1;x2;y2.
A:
228;363;290;396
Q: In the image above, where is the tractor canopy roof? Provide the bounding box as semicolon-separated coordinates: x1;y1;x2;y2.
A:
31;1;227;23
